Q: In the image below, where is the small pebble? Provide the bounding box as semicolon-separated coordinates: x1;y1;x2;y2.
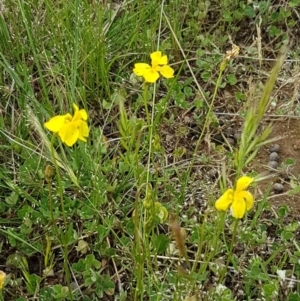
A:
213;134;224;143
233;132;241;142
268;161;279;169
225;127;234;137
226;137;235;146
270;144;280;153
218;117;227;126
273;183;284;193
269;152;280;162
207;169;218;179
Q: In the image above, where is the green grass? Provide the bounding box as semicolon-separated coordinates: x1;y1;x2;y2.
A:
1;0;300;300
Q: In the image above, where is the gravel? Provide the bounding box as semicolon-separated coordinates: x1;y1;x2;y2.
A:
268;161;279;169
213;134;224;143
269;152;280;162
233;132;241;142
225;127;235;137
273;183;284;193
226;137;235;146
270;144;280;153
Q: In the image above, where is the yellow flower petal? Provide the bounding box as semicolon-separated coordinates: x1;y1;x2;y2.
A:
151;51;168;65
0;270;6;289
158;55;168;65
150;51;162;61
160;65;174;79
78;109;88;121
71;103;88;121
215;189;234;211
236;190;254;210
72;103;79;113
143;69;160;83
151;61;161;71
58;123;79;147
236;176;253;192
78;120;89;141
133;63;151;76
231;198;246;219
44;114;72;133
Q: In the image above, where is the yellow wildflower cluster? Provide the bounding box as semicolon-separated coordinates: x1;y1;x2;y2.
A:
44;51;174;145
43;49;256;221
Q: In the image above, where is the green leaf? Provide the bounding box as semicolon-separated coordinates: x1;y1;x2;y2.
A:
278;205;289;218
285;158;295;165
201;70;211;82
262;282;278;297
26;274;41;295
268;25;281;37
152;234;170;254
51;284;69;299
227;74;237;85
183;86;193;97
98;225;110;243
288;293;300;301
289;0;300;7
244;5;256;18
235;91;246;101
72;259;86;273
281;230;293;241
103;274;115;291
5;191;19;205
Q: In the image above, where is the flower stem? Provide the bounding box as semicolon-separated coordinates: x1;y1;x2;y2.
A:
185;60;227;188
220;219;239;283
49;136;73;300
142;82;150;127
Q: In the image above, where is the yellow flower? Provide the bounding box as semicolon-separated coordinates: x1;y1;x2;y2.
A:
44;103;89;147
0;270;6;289
133;51;174;83
215;176;254;219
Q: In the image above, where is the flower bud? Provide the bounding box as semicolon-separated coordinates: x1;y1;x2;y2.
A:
44;165;54;183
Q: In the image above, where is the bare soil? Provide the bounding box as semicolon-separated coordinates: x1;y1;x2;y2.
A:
253;118;300;215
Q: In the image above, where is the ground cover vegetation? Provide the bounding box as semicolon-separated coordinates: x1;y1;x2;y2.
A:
1;0;300;300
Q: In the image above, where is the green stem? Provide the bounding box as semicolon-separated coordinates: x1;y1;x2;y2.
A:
136;80;157;301
49;135;73;300
191;212;225;287
47;174;59;236
191;211;209;274
71;0;79;101
195;63;226;154
220;219;239;283
142;82;150;127
133;190;142;301
50;136;67;227
185;61;227;190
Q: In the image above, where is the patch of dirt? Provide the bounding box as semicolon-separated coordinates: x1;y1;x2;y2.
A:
252;118;300;215
158;104;300;216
